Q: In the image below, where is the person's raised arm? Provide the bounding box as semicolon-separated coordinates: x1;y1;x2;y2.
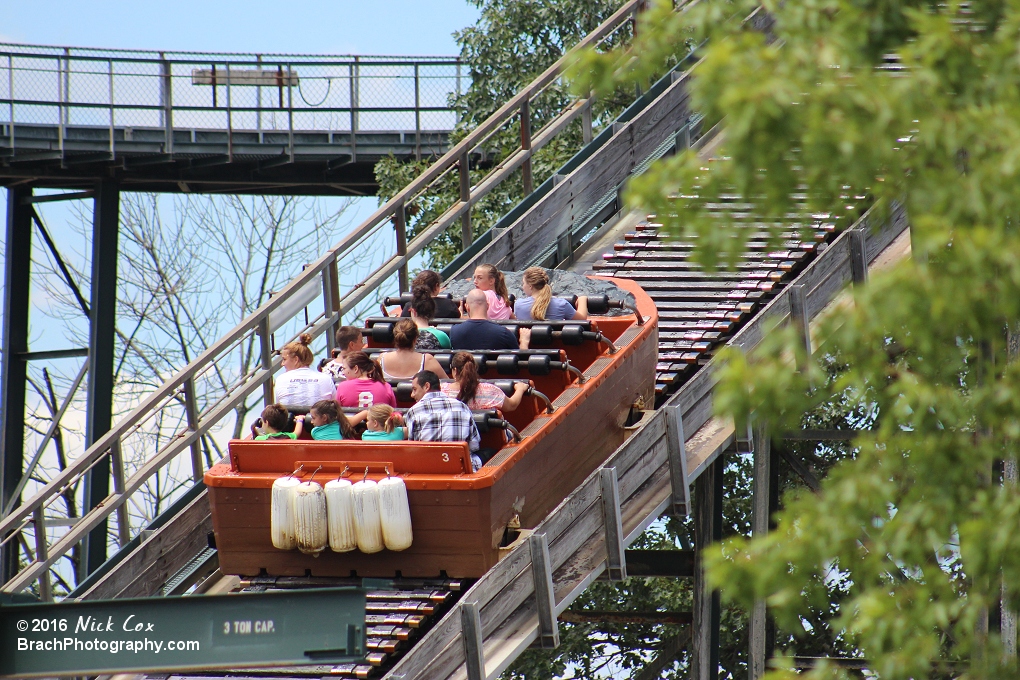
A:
501;381;531;412
518;327;531;350
423;354;449;379
293;415;307;438
572;295;589;320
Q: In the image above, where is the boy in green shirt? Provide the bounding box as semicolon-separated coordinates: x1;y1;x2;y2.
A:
253;403;297;440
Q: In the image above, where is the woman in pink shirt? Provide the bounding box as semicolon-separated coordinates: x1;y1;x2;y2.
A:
335;351;397;408
472;264;513;320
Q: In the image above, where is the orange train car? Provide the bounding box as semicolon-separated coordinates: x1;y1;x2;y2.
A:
204;277;658;578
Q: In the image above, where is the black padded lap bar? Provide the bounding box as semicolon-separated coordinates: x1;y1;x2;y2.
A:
383;293;455;306
386;379;527;402
364;317;593;330
341;407;506;434
363;317;599;346
360;348;568;376
383;293;614;313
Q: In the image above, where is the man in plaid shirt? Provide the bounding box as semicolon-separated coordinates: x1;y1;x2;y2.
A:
406;370;482;470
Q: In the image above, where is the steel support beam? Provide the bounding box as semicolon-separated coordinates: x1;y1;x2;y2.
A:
81;180;120;579
748;424;773;679
1;185;33;584
692;455;723;680
623;549;694;578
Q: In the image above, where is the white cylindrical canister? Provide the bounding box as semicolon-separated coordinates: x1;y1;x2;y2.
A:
352;479;384;554
325;478;358;552
293;481;328;556
270;476;300;550
378;476;413;551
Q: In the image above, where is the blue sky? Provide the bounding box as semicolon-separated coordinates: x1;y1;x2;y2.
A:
1;1;479;56
1;1;482;349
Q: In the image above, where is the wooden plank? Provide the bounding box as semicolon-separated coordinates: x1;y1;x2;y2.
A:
610;411;666;479
450;74;692;278
552;524;607;606
600;468;627;580
622;464;672;543
479;563;536;639
478;599;541;680
529;533;559;648
692;457;722;680
748;424;771;679
529;474;602;566
617;433;669;503
685;417;736;482
462;602;484;680
546;498;604;574
386;600;465;680
79;489;211;600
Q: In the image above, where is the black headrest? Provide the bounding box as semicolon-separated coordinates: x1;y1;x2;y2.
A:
383;293;454;307
387;378;524;400
339;407;505;433
359;348;567;377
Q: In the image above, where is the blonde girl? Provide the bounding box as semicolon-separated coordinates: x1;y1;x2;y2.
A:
515;267;588;321
472;264;513;320
360;404;406;441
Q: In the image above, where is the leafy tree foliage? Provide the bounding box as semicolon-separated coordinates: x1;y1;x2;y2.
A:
374;0;634;269
573;0;1020;676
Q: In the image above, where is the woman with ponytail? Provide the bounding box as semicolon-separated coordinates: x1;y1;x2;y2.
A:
471;264;513;320
400;269;461;319
515;267;588;321
274;333;336;411
335;351;397;408
409;286;451;350
441;351;530;412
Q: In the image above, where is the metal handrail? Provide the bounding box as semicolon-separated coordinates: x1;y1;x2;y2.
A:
0;0;648;595
0;42;465;61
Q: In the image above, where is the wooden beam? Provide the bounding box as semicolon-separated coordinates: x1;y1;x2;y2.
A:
529;532;559;649
449;65;692;277
849;228;868;285
748;424;771;680
601;467;627;581
692;456;723;680
77;489;212;600
21;190;95;204
462;601;484;680
665;404;690;516
787;283;811;361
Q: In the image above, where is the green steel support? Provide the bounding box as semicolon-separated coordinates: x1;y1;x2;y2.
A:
0;186;33;585
80;180;120;581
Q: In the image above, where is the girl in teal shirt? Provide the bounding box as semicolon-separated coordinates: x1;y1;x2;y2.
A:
295;399;356;440
361;404;406;441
